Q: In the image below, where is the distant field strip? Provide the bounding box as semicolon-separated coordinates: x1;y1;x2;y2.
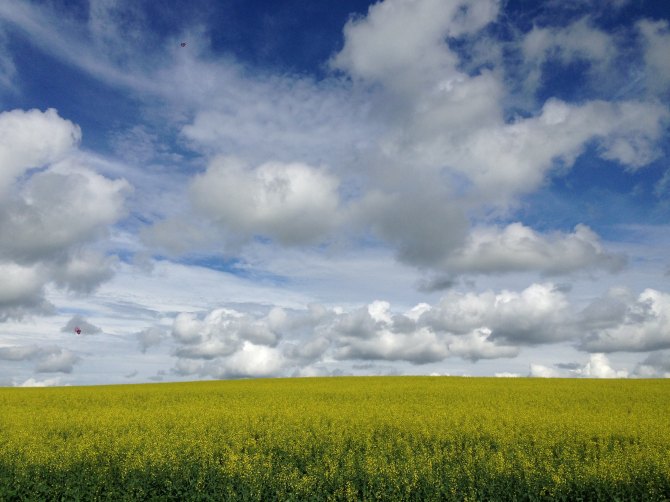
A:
1;377;669;500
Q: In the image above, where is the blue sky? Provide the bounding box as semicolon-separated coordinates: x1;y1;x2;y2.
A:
1;0;669;386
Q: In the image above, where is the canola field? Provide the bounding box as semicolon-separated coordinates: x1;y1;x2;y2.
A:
0;376;669;501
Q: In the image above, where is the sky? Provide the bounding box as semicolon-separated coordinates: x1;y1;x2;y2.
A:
1;0;669;387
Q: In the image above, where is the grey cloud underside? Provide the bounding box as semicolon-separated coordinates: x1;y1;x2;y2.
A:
0;345;79;373
137;327;167;353
634;351;670;377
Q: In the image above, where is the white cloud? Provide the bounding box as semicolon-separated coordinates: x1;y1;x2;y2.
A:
172;341;286;380
446;328;519;361
0;262;53;320
333;322;450;364
634;351;670;378
216;342;285;379
172;307;281;362
355;186;469;268
577;353;628;378
0;262;44;306
637;20;670;94
16;376;63;387
0;29;16;92
523;18;614;63
529;363;561;378
35;348;79;373
529;353;630;379
328;300;452;364
580;288;670;352
0;344;80;373
444;223;625;275
521;17;616;94
167;292;527;373
448;99;669;203
0;109;130;319
0;344;42;361
1;163;128;262
178;72;373;168
424;283;573;345
0;108;80;194
160;281;668;375
0;0;159;94
331;1;669;221
50;251;117;293
137;326;166;353
190;157;342;246
655;169;670;199
331;0;498;90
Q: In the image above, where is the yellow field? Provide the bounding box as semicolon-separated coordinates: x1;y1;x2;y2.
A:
1;376;669;500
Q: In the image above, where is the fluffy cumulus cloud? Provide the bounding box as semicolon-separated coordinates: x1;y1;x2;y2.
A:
442;223;625;275
190;157;342;246
171;307;282;365
50;250;118;293
446;99;668;202
529;363;562;378
168;283;582;376
578;354;629;378
0;108;80;193
0;345;80;373
0;262;51;320
319;0;670;279
161;281;670;378
423;283;573;345
331;0;499;89
530;353;628;378
0;108;130;319
331;0;669;206
579;288;670;352
16;377;64;387
330;300;452;363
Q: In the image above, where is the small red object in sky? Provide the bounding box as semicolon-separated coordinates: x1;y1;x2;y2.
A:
75;327;81;335
180;42;186;47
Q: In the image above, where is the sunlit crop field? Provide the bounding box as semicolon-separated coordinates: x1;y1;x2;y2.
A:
1;376;669;501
